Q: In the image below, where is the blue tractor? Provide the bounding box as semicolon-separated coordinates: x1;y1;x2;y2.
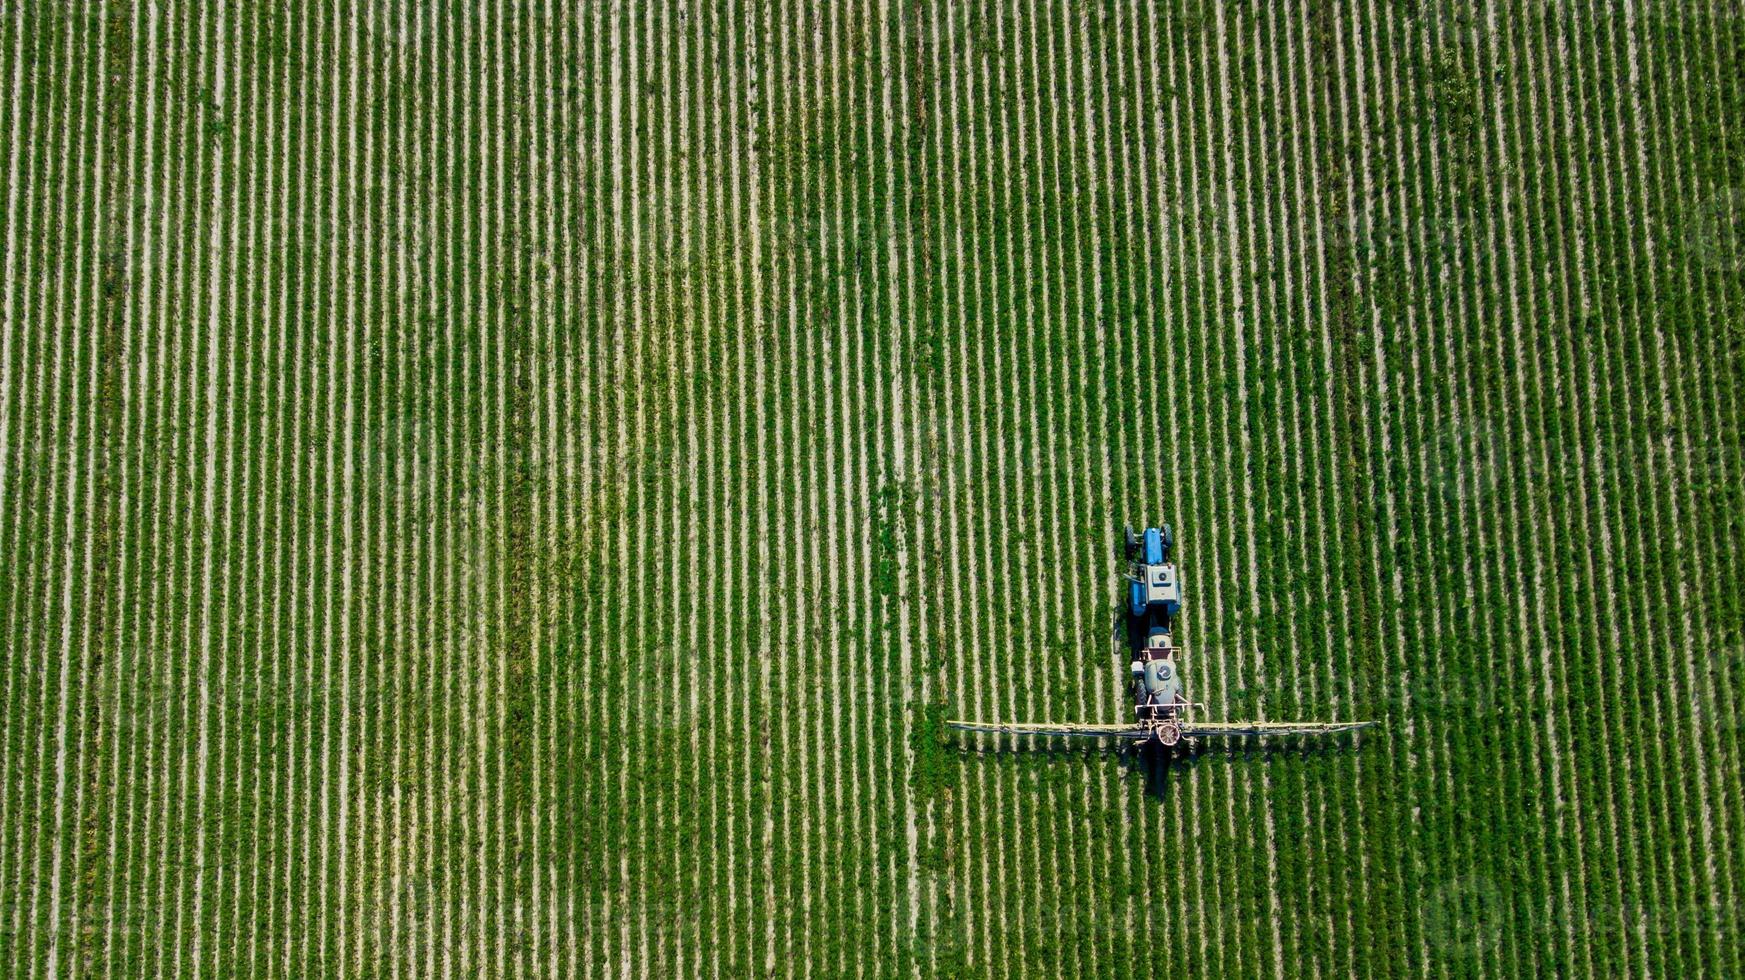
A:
1124;523;1179;629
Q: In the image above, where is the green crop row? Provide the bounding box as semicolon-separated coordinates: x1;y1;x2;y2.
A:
1;1;1740;977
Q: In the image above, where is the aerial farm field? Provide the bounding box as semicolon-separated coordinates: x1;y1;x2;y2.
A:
1;0;1741;976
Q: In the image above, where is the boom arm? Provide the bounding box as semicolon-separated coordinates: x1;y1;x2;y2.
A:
1180;720;1378;738
945;720;1145;740
947;718;1379;742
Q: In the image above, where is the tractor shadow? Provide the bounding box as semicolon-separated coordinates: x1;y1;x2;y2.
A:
1116;605;1146;656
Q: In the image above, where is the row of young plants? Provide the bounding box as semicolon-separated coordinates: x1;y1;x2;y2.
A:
1049;0;1742;974
944;0;1104;970
6;0;1738;975
552;1;906;973
99;1;577;972
91;4;232;975
73;3;247;974
0;4;52;971
0;7;113;978
1144;5;1331;976
1224;4;1357;975
925;0;1230;971
1497;5;1736;974
1318;2;1745;976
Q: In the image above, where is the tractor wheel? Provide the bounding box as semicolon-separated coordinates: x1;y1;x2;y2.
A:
1124;524;1138;558
1160;523;1174;556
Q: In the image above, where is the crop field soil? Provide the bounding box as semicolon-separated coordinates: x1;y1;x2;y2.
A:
2;0;1742;976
